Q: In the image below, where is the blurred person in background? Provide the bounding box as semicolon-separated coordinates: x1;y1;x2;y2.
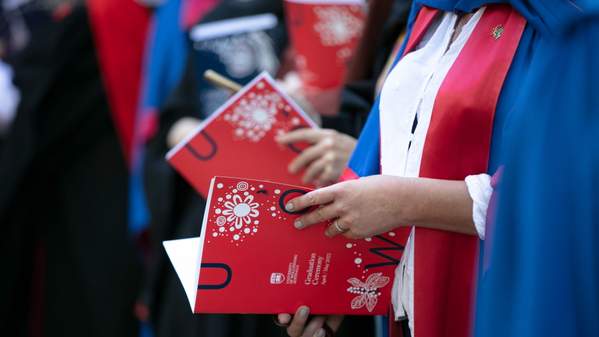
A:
276;0;412;189
0;0;50;145
0;0;151;336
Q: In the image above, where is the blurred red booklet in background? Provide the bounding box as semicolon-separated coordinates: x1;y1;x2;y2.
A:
285;0;366;91
164;177;407;315
166;72;317;197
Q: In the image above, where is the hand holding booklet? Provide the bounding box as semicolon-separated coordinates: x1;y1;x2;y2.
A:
164;177;405;315
164;72;404;315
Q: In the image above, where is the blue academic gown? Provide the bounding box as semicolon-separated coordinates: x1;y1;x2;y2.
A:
346;1;597;336
475;2;599;337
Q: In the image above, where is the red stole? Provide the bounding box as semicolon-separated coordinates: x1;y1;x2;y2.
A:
87;0;151;164
391;5;526;337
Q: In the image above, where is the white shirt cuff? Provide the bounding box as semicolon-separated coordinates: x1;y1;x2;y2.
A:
465;174;493;240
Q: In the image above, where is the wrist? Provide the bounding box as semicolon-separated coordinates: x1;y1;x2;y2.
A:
405;178;476;235
384;176;422;226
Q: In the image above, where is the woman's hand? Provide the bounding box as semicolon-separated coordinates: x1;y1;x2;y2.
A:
286;176;408;239
277;306;343;337
276;129;357;187
285;175;477;239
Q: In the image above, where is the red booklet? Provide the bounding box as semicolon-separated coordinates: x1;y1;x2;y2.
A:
166;72;317;197
285;0;366;90
164;177;407;315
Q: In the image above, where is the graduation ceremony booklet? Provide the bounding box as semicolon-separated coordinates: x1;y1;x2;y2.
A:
164;177;406;315
166;72;317;197
284;0;366;90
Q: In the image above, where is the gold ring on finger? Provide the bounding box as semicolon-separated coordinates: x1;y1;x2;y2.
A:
333;220;348;233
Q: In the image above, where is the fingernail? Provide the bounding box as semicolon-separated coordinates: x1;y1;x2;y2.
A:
294;219;303;229
298;307;309;318
278;315;290;325
286;203;295;211
314;329;326;337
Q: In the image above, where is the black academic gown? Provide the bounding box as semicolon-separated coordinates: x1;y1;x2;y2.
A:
0;7;142;337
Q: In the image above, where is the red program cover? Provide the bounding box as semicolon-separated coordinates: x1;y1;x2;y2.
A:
166;73;317;197
285;0;366;90
184;176;406;315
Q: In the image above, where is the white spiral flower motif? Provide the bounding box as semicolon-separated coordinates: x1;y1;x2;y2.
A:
216;216;227;226
236;181;249;191
313;6;363;47
225;92;280;142
222;194;260;229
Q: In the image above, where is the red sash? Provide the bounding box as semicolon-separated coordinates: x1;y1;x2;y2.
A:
87;0;150;163
391;5;526;337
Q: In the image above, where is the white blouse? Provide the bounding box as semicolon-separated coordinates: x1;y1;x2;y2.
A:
376;8;491;333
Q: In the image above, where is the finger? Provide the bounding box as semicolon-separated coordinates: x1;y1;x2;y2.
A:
325;219;348;238
295;204;339;230
314;328;328;337
286;187;336;214
343;230;361;240
276;128;329;145
300;316;326;337
287;306;310;337
325;315;344;332
288;140;331;174
277;313;292;326
316;163;340;187
302;156;328;185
